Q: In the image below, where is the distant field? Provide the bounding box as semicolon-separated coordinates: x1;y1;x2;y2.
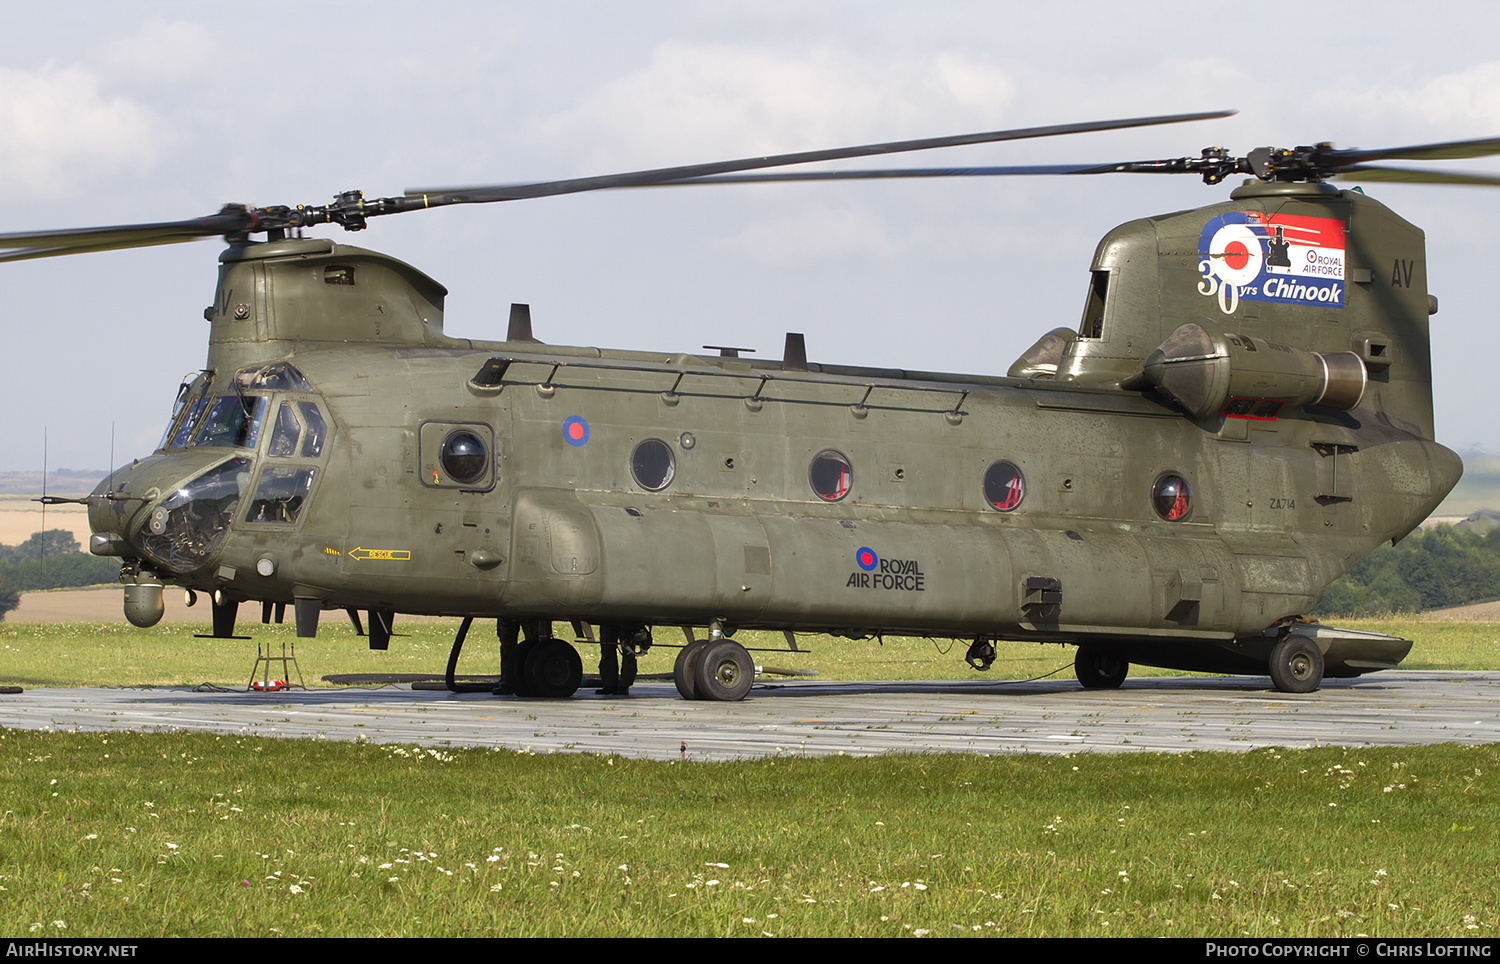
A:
1435;454;1500;517
12;585;209;624
0;496;90;547
0;470;101;498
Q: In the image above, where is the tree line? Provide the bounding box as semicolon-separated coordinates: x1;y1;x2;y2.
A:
1314;522;1500;617
0;529;122;619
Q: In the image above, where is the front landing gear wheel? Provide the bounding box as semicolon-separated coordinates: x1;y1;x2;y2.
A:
1269;635;1324;694
525;638;583;698
673;640;708;700
694;640;755;702
1075;646;1128;689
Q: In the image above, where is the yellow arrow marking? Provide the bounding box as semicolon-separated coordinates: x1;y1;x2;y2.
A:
348;547;412;561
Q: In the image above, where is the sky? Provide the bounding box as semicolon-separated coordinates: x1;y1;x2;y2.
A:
3;1;1500;474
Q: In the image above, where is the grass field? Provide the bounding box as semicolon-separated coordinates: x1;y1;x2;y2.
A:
0;730;1495;937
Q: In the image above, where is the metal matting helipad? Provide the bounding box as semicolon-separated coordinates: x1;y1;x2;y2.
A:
0;672;1495;761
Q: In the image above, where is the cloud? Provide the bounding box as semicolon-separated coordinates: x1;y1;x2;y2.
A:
0;63;172;200
1233;60;1500;146
1379;61;1500;132
98;21;217;88
526;41;1021;172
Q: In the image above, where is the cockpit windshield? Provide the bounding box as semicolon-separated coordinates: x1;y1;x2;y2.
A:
192;396;268;450
161;365;315;454
159;374;209;451
166;396;209;450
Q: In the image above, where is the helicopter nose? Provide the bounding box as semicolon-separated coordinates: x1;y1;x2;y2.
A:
87;452;251;574
87;463;154;556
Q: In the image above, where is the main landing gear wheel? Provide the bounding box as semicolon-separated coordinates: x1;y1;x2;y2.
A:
1075;646;1129;689
1269;635;1324;694
694;640;755;702
673;640;709;700
513;641;543;692
524;638;583;698
508;638;538;697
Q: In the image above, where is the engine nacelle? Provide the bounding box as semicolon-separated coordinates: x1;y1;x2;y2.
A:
1142;319;1366;420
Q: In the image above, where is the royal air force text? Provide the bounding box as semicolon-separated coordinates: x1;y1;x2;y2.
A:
847;559;926;591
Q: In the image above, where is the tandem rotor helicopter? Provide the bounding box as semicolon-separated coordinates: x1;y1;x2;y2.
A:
3;109;1488;700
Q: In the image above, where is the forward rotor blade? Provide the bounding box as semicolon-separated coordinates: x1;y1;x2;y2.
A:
0;111;1235;261
1329;135;1500;167
0;211;253;263
640;163;1124;185
404;110;1234;203
1333;164;1500;186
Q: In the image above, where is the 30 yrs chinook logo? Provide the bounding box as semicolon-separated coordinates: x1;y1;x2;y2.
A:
847;547;926;590
1197;212;1346;315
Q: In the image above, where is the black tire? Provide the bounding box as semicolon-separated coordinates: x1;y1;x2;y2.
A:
694;640;755;702
1075;646;1128;689
508;639;538;696
673;640;708;700
524;638;583;698
1269;635;1324;694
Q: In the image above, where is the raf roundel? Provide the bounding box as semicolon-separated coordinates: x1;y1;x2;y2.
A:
562;415;590;447
1207;222;1264;288
856;547;879;572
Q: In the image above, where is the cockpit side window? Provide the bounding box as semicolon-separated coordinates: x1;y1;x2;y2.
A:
246;466;316;524
298;402;327;458
193;396;268;450
243;400;328;527
268;403;302;458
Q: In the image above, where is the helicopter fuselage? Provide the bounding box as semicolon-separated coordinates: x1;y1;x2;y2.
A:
87;180;1463;691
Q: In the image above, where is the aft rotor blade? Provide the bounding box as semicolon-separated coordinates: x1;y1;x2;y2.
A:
1329;135;1500;167
404;110;1235;204
0;210;254;263
1333;164;1500;186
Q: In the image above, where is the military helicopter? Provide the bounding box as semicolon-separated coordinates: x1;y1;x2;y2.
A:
3;109;1486;700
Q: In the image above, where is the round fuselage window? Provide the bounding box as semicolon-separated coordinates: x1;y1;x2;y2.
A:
441;431;489;485
809;449;853;502
631;438;676;491
1152;473;1192;521
983;460;1026;511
